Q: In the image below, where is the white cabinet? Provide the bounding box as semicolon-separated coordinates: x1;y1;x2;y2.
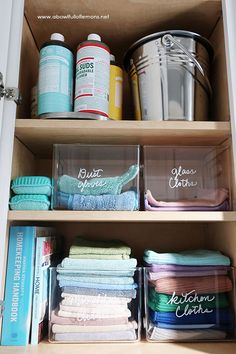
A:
1;0;236;352
0;0;24;297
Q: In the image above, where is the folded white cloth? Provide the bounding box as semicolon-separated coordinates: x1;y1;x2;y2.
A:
60;303;129;316
52;321;137;333
150;327;227;341
58;308;131;319
61;293;131;306
54;329;137;341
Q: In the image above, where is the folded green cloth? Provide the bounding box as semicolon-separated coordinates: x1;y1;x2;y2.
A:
69;238;131;256
69;254;130;260
144;249;231;266
148;288;229;312
58;164;139;196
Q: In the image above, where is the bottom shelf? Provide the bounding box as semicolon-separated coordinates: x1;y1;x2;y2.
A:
1;341;236;353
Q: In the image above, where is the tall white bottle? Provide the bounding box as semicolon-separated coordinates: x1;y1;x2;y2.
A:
74;34;110;117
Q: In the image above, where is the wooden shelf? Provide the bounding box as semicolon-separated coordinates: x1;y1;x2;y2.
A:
15;120;231;156
7;211;236;222
0;341;236;354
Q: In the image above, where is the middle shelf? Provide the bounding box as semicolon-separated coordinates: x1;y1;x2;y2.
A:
15;119;231;156
8;211;236;222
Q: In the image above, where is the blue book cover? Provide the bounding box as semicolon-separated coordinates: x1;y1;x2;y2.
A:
1;226;52;346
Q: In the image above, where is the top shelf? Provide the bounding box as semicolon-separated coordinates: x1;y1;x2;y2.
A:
15;119;231;156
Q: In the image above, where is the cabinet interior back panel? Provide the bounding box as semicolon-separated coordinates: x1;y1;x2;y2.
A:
11;138;36;179
59;222;207;260
210;17;230;122
24;0;222;65
20;0;227;121
207;223;236;266
16;17;39;119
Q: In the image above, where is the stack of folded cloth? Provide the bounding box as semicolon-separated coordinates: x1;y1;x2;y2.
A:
56;164;139;211
145;188;229;211
144;249;234;341
51;238;139;342
9;176;52;210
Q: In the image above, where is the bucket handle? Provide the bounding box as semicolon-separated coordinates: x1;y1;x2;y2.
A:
162;34;212;96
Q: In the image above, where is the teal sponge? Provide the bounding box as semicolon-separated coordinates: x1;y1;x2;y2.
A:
11;176;52;196
9;194;50;210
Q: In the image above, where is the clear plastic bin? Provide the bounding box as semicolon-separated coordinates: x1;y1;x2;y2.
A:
143;145;231;211
144;266;235;342
53;144;140;211
49;267;142;343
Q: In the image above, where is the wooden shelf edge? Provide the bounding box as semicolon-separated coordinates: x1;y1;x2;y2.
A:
0;340;236;354
15;119;231;130
7;211;236;222
14;120;231;156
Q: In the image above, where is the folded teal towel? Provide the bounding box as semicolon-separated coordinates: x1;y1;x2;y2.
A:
144;249;231;266
11;176;52;196
58;280;137;290
57;274;134;285
9;194;50;210
60;258;137;270
57;190;138;210
58;164;139;195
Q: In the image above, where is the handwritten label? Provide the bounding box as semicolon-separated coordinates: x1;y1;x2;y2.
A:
77;168;106;192
166;290;215;318
169;165;198;189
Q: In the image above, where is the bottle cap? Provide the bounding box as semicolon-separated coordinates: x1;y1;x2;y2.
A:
50;33;65;41
87;33;101;41
110;54;116;62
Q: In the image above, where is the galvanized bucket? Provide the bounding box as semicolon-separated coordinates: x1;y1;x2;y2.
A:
124;30;214;121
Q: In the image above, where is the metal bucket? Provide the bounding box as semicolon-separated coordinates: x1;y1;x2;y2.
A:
124;30;214;121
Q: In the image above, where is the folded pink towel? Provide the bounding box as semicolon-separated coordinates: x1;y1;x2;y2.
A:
146;188;228;208
149;269;227;280
51;310;129;326
152;275;232;295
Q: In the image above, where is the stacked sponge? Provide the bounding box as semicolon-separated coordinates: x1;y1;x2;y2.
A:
9;176;52;210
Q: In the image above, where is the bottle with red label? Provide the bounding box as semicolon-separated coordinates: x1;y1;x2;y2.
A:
74;33;110;117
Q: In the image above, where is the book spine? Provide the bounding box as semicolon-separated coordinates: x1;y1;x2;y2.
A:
31;237;54;344
1;226;35;346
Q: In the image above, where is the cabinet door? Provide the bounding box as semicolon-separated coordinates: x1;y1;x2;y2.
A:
0;0;24;298
223;0;236;189
0;0;13;139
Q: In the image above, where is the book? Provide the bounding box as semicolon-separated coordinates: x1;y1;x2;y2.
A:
1;226;54;346
31;234;56;344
